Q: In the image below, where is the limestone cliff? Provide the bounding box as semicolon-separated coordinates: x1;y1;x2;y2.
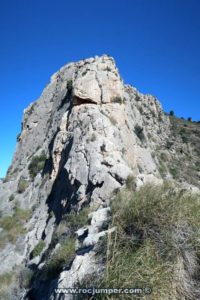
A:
0;55;199;300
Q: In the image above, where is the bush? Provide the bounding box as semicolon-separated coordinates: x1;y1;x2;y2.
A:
31;240;45;258
97;182;200;299
169;110;174;116
44;238;75;279
28;151;47;179
62;206;90;232
17;177;29;193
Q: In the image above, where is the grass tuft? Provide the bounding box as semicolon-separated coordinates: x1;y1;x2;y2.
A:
31;240;45;258
28;151;47;179
97;182;200;299
43;238;75;280
0;207;31;248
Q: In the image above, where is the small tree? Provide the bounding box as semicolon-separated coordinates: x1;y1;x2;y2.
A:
188;117;192;122
169;110;174;116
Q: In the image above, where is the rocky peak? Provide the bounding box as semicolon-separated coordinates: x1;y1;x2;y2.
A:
0;55;186;299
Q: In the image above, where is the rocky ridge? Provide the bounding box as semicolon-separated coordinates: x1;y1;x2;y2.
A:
0;55;197;299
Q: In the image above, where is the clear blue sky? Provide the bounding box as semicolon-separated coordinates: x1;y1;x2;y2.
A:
0;0;200;178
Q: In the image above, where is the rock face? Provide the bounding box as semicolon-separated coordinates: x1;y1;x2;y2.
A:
0;55;178;299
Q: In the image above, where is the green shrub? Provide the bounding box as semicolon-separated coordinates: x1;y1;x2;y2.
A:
97;182;200;299
17;177;29;193
28;151;47;179
31;240;45;258
62;206;90;232
44;238;75;279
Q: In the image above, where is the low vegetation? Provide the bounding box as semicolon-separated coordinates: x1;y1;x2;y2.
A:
43;237;75;280
37;207;89;281
167;116;200;186
63;206;91;232
0;207;31;248
0;267;34;299
31;240;46;259
17;177;29;193
3;167;18;183
28;151;47;179
96;180;200;299
0;272;14;299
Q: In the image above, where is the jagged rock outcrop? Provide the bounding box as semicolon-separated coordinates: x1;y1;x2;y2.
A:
0;54;188;299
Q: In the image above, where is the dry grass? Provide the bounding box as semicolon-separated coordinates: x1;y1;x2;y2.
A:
96;182;200;299
167;116;200;186
0;207;31;248
0;272;14;300
31;240;45;258
43;237;75;280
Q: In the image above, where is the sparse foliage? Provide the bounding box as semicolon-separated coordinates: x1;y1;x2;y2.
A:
17;177;29;193
31;240;45;258
0;207;31;247
28;151;47;179
43;238;75;280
